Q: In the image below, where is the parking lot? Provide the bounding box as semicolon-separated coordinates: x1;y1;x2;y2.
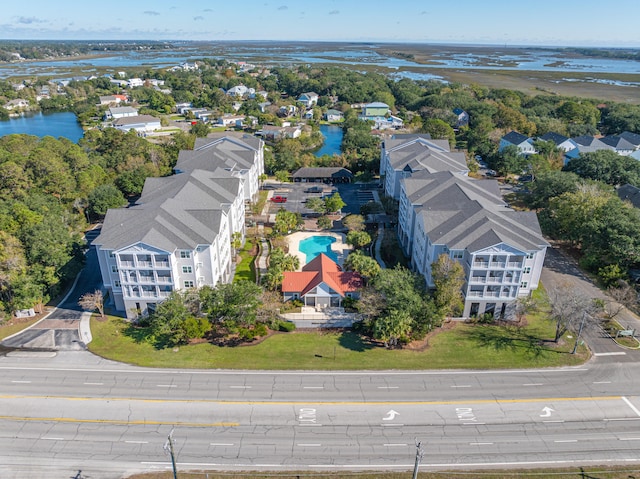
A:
264;182;381;216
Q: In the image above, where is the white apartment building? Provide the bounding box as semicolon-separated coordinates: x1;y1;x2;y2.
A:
94;135;264;319
175;134;265;201
380;134;468;200
398;171;548;319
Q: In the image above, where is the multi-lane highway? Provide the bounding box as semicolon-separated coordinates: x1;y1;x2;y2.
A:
2;351;640;479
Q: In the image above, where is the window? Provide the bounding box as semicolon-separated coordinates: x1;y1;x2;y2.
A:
451;250;463;260
109;252;115;258
524;267;531;274
184;280;194;288
114;280;121;288
180;250;191;259
182;266;192;274
526;253;534;259
520;281;528;288
111;265;118;273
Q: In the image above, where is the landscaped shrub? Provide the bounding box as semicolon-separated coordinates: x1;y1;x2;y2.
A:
277;320;296;332
183;316;210;339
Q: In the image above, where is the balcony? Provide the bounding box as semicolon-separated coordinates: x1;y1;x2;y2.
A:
470;276;486;284
157;277;172;283
489;262;506;268
119;261;134;268
139;277;155;284
467;291;484;298
137;261;153;268
473;261;489;268
155;261;170;268
507;262;523;268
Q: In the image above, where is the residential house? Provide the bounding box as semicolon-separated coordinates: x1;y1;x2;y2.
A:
324;109;344;122
226;85;254;97
453;108;469;128
127;78;144;88
380;134;468;200
398;171;548;318
282;253;363;308
362;102;389;117
3;99;29;110
174;134;265;201
298;92;319;108
258;101;272;113
112;115;161;133
571;135;614;155
175;102;193;115
499;131;536;156
618;184;640;208
259;124;302;140
278;105;298;117
538;132;579;164
217;114;245;128
600;135;639;156
303;110;314;120
106;106;139;120
99;94;127;106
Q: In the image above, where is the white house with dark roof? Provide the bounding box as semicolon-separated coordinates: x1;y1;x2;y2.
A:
571;135;614;155
112;114;161;133
398;171;548;318
499;131;536;156
380;134;468;200
298;92;319;108
106;106;138;120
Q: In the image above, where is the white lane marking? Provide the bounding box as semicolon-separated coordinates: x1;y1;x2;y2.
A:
41;437;64;441
543;420;565;423
451;385;471;388
84;382;104;385
619;437;640;441
622;396;640;417
299;424;323;427
229;386;252;389
377;386;399;389
554;440;578;443
297;443;321;447
0;366;590;376
463;422;486;425
210;443;234;446
383;443;407;447
125;440;148;444
605;418;640;422
470;442;494;445
303;386;324;389
593;381;611;384
523;383;543;386
380;423;404;427
157;384;177;388
10;380;31;383
594;352;626;356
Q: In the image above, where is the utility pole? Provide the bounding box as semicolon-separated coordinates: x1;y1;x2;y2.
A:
164;428;178;479
572;311;588;354
412;440;425;479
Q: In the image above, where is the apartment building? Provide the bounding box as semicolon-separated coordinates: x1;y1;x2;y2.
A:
380;134;468;200
94;135;263;319
398;171;548;318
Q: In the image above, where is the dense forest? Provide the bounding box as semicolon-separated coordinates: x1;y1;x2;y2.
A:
1;57;640;318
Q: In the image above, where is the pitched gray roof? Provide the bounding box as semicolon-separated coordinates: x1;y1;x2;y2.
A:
539;132;569;144
94;198;225;252
292;167;353;178
407;172;547;253
176;136;257;173
386;137;467;174
112;114;159;126
618;184;640;208
502;131;531;145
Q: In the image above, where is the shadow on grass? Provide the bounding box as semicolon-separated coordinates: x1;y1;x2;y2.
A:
461;323;565;358
122;322;175;350
338;331;376;352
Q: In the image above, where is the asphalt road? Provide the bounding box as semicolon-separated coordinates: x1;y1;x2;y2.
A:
2;352;640;478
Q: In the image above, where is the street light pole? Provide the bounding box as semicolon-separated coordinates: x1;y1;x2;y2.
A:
164;428;178;479
572;311;587;355
412;440;425;479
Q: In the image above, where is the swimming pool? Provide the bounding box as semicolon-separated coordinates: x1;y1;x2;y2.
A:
299;235;338;264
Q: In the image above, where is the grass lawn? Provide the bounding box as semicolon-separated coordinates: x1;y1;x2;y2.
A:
88;302;587;369
233;238;257;283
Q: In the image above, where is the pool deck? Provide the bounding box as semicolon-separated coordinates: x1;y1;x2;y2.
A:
286;232;351;269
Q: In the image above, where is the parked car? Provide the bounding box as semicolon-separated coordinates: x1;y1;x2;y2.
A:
270;195;287;203
305;186;323;193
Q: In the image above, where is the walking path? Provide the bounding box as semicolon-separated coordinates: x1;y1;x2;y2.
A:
256;224;269;284
373;223;387;269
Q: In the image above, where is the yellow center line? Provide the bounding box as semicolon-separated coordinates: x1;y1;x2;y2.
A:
0;394;624;406
0;415;238;427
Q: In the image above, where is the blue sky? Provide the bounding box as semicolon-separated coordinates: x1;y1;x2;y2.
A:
2;0;639;47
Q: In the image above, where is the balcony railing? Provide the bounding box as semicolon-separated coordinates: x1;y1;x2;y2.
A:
155;261;170;268
507;262;523;268
489;262;506;268
137;261;153;267
119;261;134;267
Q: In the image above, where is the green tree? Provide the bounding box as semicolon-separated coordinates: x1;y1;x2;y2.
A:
346;230;372;250
199;280;263;330
149;291;196;347
190;121;210;137
324;192;346;213
374;309;413;348
272;209;303;236
431;254;465;317
88;184;127;218
342;214;365;232
344;250;380;283
317;215;332;230
305;197;326;214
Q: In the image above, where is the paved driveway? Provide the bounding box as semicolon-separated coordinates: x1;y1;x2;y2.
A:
1;229;103;352
541;245;640;361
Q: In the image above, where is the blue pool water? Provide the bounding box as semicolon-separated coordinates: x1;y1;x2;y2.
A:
299;236;338;264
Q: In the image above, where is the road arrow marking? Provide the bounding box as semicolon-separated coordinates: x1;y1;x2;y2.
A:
383;410;399;421
540;407;555;417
